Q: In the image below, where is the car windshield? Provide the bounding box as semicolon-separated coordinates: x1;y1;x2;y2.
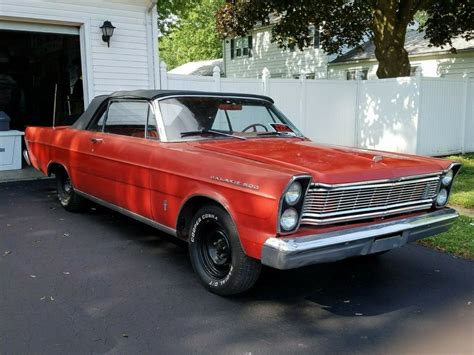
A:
158;96;303;142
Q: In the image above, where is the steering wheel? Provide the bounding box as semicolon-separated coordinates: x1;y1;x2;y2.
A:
242;123;269;133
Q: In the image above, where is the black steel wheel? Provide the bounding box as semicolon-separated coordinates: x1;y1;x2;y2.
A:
56;170;86;212
189;205;261;296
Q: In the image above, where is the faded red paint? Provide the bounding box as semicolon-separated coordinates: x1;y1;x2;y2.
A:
25;126;453;260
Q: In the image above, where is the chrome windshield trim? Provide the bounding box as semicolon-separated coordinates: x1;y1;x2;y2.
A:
154;94;274;104
153;95;301;143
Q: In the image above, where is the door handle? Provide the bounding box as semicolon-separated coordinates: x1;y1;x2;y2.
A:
90;137;104;144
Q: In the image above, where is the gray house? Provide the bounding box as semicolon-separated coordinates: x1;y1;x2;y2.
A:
223;24;332;79
223;26;474;80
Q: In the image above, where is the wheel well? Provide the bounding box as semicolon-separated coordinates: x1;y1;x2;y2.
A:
47;162;67;177
176;196;225;241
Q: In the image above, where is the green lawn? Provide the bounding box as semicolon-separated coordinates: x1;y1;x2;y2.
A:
446;153;474;209
419;215;474;259
418;153;474;259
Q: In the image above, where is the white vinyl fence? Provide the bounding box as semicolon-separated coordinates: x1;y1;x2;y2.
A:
160;62;474;156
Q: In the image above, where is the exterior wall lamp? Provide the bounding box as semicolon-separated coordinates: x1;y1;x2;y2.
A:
100;21;116;47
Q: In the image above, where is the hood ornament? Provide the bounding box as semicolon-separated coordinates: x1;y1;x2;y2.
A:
372;155;384;163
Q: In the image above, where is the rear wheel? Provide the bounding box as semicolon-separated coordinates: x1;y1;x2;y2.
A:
56;170;86;212
188;205;261;296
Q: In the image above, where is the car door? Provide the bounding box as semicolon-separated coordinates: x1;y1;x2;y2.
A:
78;99;158;219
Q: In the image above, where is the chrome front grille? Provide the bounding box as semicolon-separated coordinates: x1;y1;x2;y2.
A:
301;175;441;225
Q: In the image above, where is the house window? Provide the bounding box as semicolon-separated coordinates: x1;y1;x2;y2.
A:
230;36;252;59
293;73;316;79
346;69;368;80
309;26;320;49
287;26;320;52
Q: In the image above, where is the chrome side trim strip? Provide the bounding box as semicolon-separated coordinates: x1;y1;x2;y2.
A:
75;190;177;237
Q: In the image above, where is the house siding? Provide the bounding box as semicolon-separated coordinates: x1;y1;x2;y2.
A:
328;52;474;80
224;26;329;79
0;0;159;102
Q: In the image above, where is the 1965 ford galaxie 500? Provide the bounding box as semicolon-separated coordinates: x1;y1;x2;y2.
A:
25;90;461;295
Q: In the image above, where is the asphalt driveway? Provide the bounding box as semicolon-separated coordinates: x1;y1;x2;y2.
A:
1;179;473;354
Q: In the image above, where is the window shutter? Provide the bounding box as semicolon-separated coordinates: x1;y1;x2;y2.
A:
248;36;253;57
230;39;235;59
314;31;320;48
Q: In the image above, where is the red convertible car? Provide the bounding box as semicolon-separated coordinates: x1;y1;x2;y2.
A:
25;90;460;295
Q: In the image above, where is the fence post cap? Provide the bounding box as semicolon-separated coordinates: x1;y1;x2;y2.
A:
262;67;270;78
160;61;167;70
213;66;221;76
415;66;423;77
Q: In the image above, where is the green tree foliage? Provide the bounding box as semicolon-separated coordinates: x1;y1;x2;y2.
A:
216;0;473;78
159;0;224;70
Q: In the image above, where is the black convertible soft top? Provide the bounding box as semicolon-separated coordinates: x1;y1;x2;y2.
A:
72;90;274;130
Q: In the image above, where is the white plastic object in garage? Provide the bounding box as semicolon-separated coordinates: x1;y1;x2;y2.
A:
0;130;24;171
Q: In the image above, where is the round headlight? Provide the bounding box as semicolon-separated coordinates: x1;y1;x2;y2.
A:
285;181;302;205
280;208;298;231
442;170;453;186
436;188;448;206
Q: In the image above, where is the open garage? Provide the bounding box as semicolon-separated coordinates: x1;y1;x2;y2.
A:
0;24;83;130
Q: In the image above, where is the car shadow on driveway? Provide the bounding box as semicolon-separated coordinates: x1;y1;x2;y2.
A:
2;180;472;354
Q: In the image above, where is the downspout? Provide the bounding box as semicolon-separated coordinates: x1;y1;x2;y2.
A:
222;40;227;78
147;0;160;88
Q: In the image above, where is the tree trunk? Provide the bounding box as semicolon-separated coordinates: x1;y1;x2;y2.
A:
374;38;411;78
372;0;413;78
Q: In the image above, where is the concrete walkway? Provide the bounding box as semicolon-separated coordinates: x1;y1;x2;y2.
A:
454;206;474;218
0;167;50;183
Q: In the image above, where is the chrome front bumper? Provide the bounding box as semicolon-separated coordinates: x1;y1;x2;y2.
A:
261;208;458;270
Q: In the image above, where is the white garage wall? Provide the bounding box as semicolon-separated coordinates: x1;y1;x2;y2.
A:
0;0;159;103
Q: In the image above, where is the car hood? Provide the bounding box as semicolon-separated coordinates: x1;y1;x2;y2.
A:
193;138;450;184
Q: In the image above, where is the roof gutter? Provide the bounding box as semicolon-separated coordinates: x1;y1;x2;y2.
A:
148;0;157;12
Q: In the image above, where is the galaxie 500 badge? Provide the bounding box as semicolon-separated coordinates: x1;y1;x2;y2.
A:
210;176;260;190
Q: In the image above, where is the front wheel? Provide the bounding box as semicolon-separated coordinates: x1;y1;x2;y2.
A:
188;205;261;296
56;170;86;212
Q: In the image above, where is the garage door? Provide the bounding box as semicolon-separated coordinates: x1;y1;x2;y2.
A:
0;20;79;35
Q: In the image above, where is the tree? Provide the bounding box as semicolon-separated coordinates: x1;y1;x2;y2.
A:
216;0;473;78
159;0;224;69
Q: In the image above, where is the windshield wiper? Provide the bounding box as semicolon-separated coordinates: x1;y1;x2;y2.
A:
256;131;303;139
181;129;246;140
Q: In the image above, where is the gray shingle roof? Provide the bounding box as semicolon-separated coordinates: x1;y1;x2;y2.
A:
331;30;474;64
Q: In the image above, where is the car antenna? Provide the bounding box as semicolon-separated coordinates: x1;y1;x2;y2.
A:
52;83;58;129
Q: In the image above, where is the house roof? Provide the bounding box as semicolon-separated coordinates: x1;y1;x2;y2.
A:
168;59;223;76
331;30;474;64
